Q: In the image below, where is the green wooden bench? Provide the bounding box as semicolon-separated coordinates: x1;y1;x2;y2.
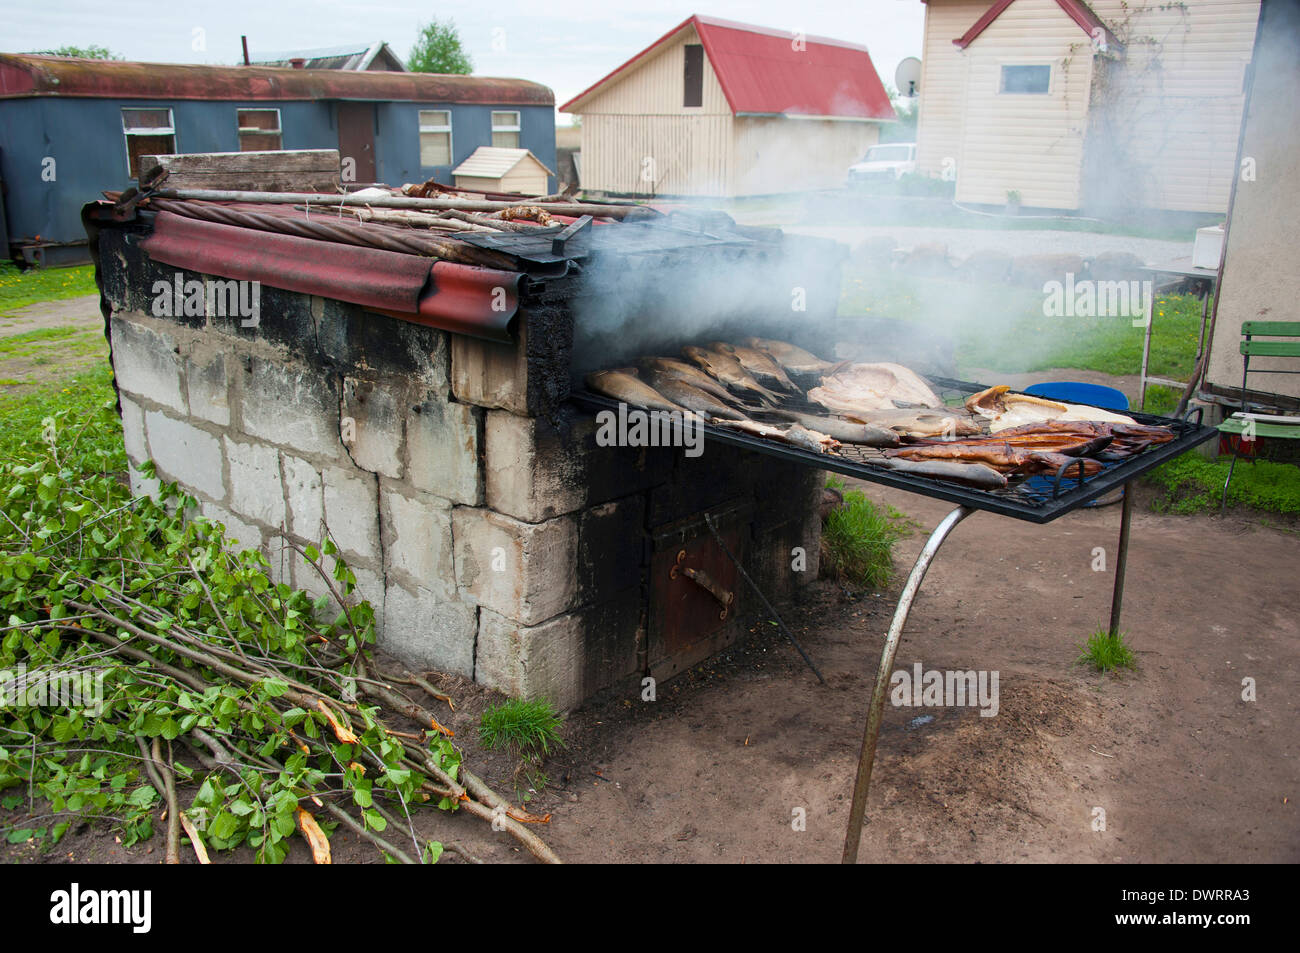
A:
1219;321;1300;510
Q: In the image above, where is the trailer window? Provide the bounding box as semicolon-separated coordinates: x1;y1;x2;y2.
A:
1000;65;1051;94
121;107;175;179
419;110;452;166
684;44;704;107
491;111;521;148
237;108;282;151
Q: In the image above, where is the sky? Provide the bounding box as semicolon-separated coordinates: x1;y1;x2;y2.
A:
3;0;927;119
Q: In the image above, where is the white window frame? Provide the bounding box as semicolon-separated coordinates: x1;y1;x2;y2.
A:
998;62;1054;96
121;107;177;178
236;107;283;150
418;109;454;167
491;110;521;148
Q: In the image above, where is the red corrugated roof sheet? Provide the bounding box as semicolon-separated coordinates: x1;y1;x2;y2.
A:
0;54;552;105
561;14;894;120
953;0;1118;50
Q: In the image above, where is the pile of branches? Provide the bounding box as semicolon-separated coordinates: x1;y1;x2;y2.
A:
0;422;559;864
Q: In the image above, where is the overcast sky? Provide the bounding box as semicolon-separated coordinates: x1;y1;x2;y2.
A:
5;0;926;118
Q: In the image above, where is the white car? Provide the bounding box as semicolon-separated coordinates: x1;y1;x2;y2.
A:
847;143;917;188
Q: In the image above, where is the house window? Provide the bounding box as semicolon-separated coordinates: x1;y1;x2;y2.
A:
1000;65;1051;94
237;108;282;151
121;107;175;179
419;110;452;166
491;111;521;148
684;44;704;107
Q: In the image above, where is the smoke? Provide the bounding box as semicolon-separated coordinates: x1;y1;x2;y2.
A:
570;221;847;375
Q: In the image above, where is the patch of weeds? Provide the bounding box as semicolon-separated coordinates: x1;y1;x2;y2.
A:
1146;453;1300;515
821;475;914;590
1077;628;1137;673
480;698;565;796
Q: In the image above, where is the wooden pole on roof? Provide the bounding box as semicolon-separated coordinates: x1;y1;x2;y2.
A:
152;188;660;221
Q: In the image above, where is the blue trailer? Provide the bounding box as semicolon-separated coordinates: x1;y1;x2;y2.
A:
0;55;556;266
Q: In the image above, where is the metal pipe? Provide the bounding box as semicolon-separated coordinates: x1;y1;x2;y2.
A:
842;505;972;864
702;512;826;684
1108;481;1134;637
152;188;659;221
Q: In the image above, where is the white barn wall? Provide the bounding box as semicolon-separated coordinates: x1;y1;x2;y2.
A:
731;117;882;195
573;24;734;195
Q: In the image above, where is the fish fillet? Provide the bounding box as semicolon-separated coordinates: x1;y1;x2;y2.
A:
809;363;944;413
965;384;1136;431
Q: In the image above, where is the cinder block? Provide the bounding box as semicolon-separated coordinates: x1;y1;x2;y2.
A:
475;608;582;709
322;466;380;562
450;324;532;415
485;410;668;523
406;396;483;506
577;497;645;606
282;453;324;541
288;548;382;634
144;410;224;501
452;507;576;625
186;349;230;426
110;316;187;413
119;395;147;465
381;487;455;599
238;356;343;460
224;437;285;529
198;500;266;553
128;460;161;500
341;376;405;479
381;584;476;677
475;594;640;710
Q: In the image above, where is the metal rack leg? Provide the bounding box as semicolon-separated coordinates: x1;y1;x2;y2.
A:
1108;481;1134;637
842;505;972;864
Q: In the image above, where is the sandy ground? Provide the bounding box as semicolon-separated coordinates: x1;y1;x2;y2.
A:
0;295;101;338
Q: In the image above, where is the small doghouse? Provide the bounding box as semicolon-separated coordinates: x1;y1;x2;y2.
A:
453;147;555;196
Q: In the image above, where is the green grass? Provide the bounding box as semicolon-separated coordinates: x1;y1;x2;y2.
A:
729;193;1211;242
840;269;1203;385
1145;453;1300;515
1077;628;1137;673
0;261;98;317
479;698;566;761
0;363;124;469
821;475;914;590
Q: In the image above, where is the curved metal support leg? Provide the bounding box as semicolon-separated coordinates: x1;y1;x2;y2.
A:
842;505;972;864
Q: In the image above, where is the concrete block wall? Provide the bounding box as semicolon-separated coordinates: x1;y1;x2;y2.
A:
100;229;822;711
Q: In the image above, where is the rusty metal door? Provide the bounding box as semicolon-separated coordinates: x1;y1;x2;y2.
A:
647;504;749;679
337;103;376;184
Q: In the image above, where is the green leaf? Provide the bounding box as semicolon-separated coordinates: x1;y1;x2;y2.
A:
363;810;387;832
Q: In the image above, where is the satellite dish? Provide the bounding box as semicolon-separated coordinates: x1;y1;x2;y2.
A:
895;57;922;98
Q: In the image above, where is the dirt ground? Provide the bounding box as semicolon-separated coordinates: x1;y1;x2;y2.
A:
6;483;1294;865
0;295;106;385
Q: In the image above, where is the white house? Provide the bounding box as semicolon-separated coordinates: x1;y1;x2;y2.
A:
915;0;1261;212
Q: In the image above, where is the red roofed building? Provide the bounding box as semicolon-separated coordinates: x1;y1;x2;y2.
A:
561;15;896;197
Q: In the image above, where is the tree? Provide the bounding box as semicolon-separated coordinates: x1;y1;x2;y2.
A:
40;45;121;59
880;84;918;144
407;19;472;74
